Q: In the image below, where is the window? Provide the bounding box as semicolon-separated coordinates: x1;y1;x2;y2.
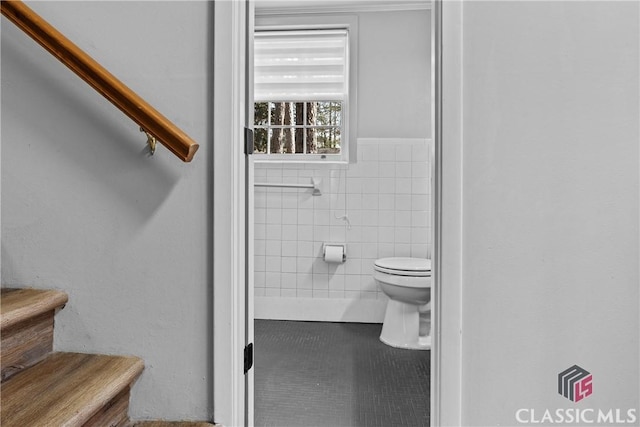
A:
254;29;349;161
254;101;342;156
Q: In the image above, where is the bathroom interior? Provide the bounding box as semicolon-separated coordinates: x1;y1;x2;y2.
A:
252;1;432;425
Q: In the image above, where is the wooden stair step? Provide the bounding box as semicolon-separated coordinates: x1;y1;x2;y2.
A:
0;288;69;381
1;351;144;427
1;288;68;330
132;422;219;427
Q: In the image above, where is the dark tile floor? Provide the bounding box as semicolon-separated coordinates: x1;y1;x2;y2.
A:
254;320;430;427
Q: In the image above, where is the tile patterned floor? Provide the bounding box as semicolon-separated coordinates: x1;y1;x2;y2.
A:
254;320;430;427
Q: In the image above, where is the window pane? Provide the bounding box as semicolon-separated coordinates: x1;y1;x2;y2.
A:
315;101;342;127
331;102;342;127
295;102;305;126
314;127;341;154
254;102;269;126
270;102;283;125
270;127;282;153
254;128;268;153
295;125;305;154
281;127;296;153
306;102;317;127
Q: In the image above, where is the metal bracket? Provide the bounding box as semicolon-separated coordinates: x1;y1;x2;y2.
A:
140;127;157;155
244;127;254;155
244;343;254;373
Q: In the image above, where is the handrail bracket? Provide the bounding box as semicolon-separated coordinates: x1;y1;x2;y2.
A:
140;127;157;155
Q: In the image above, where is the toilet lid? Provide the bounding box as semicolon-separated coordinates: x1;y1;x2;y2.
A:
374;257;432;277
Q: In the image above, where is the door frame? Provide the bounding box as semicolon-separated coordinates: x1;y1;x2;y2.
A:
213;1;465;425
213;1;249;426
431;0;464;425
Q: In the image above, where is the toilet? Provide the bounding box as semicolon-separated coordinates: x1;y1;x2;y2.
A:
374;257;432;350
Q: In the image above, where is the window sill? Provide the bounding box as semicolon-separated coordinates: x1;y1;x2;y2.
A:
254;158;350;168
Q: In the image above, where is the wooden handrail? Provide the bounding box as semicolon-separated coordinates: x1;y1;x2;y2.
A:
1;0;199;162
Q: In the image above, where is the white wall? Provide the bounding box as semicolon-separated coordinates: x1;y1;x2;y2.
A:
448;2;639;425
1;1;213;421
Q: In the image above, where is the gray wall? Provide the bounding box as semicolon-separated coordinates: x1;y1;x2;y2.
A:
1;1;213;420
457;1;639;425
357;9;431;138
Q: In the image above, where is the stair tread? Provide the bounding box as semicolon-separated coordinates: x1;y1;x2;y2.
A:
1;351;144;427
0;288;68;330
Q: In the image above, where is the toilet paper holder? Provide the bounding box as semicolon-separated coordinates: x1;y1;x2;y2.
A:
323;243;347;263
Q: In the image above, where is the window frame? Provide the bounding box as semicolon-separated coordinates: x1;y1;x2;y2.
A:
254;14;358;164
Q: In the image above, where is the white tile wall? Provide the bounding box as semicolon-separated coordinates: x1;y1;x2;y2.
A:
254;138;431;318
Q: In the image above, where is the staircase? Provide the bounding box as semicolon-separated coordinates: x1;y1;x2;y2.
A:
0;288;218;427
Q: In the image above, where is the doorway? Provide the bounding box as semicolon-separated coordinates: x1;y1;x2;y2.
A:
249;1;435;426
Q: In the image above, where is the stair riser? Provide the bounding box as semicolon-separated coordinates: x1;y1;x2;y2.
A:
1;310;54;382
83;387;131;427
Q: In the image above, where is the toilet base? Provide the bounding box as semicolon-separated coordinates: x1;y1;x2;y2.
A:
380;299;431;350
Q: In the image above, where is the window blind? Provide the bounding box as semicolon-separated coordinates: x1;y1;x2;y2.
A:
254;29;348;103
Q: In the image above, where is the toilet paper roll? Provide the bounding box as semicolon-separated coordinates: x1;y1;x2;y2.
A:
324;245;345;263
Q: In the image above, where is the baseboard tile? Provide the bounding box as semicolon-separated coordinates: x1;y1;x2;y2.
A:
255;297;386;323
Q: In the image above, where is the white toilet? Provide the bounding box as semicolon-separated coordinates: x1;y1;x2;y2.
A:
374;257;432;350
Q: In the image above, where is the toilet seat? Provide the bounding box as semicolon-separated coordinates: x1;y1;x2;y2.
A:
374;257;431;277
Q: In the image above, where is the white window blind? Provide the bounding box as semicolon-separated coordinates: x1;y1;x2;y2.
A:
254;29;348;103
